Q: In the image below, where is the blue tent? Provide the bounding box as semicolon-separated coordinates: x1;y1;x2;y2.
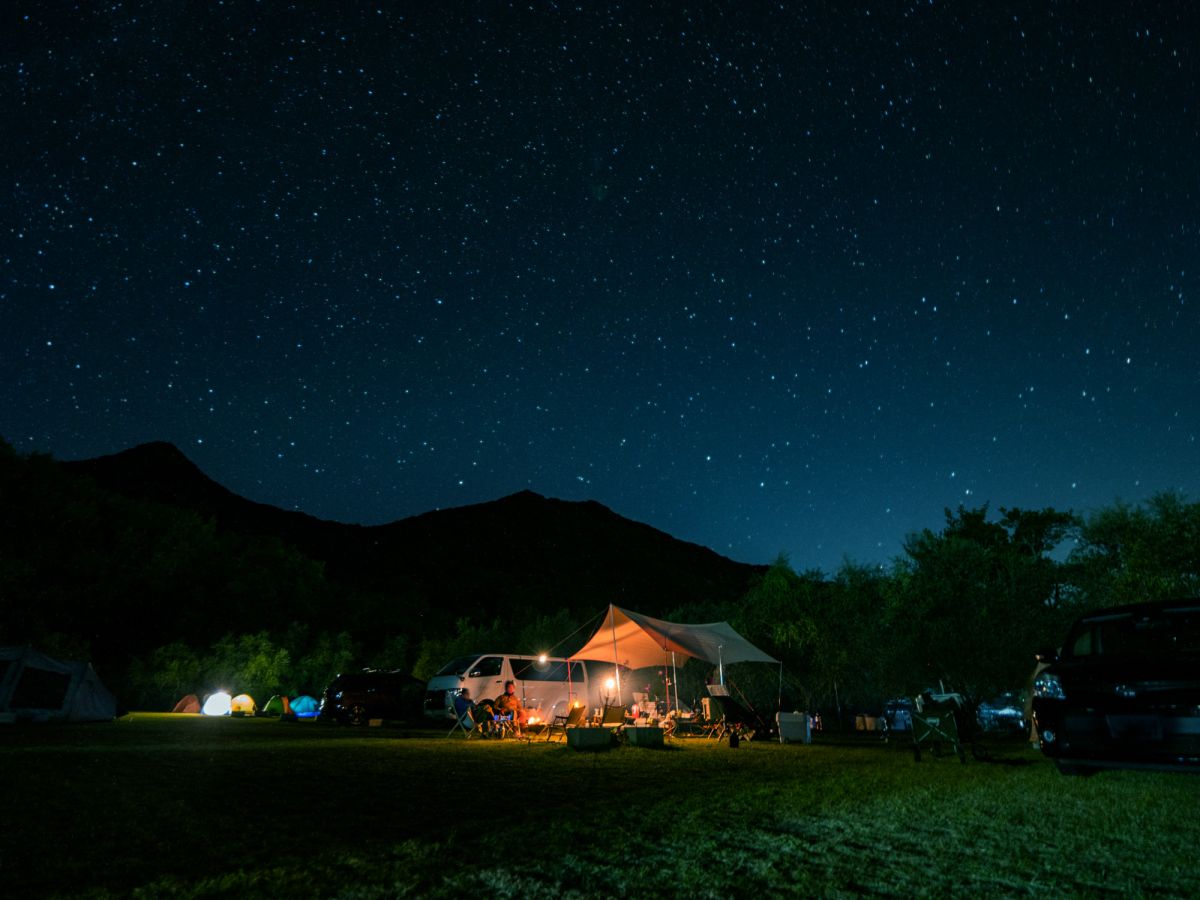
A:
291;695;320;718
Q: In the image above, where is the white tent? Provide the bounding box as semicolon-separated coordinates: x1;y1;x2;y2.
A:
570;605;779;710
0;646;117;723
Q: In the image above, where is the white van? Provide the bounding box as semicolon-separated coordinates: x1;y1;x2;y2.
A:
424;653;614;723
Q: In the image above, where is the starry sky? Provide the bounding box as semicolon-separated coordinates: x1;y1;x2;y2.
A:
4;2;1198;572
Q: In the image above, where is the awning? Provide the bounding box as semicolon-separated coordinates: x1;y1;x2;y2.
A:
571;604;779;670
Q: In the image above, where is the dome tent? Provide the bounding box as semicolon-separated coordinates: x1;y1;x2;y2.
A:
291;695;320;718
0;646;117;723
262;695;287;716
172;694;201;714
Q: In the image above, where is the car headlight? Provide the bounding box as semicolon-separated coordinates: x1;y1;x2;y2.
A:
1033;671;1066;700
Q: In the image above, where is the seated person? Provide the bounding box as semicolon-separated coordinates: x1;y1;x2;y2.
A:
493;680;529;735
452;687;477;722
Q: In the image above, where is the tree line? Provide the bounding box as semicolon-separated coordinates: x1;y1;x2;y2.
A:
1;438;1196;716
690;496;1199;720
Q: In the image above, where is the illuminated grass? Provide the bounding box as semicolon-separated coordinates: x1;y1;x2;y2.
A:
1;715;1196;898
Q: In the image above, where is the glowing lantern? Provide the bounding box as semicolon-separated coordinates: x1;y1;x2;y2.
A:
202;691;232;716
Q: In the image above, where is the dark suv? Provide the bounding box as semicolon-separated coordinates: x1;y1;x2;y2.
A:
1032;599;1200;773
319;670;422;725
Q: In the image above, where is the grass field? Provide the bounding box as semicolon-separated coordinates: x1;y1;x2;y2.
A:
2;715;1197;898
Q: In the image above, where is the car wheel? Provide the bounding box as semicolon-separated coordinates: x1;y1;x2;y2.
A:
346;704;368;726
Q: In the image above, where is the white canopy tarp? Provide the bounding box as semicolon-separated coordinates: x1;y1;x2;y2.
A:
571;605;779;670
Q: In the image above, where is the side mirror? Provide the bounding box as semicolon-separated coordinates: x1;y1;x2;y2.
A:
1034;648;1058;665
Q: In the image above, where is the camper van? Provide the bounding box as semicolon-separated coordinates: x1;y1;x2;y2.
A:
424;654;617;722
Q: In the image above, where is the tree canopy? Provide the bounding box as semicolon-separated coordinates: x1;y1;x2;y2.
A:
4;438;1199;721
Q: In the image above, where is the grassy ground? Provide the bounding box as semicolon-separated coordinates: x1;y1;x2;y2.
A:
2;715;1197;898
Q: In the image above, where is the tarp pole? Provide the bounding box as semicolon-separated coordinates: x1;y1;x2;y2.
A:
671;651;680;715
718;645;724;685
662;647;669;717
609;605;622;705
777;662;784;714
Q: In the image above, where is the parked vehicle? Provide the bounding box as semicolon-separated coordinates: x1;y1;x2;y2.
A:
882;698;913;732
424;654;615;722
976;692;1025;734
1032;599;1200;773
319;670;423;725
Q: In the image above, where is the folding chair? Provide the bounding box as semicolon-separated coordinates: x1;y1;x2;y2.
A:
599;704;628;737
491;711;517;739
447;705;483;739
708;686;771;742
546;703;587;742
711;695;759;741
911;691;966;762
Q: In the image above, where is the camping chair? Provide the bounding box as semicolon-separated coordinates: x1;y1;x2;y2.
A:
546;703;587;742
911;691;966;762
704;686;731;740
448;705;484;740
709;689;768;742
599;704;628;737
490;711;518;738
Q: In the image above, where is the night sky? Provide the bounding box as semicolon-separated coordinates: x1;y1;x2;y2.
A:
4;3;1198;571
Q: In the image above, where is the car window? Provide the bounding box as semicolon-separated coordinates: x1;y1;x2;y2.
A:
1070;628;1095;657
469;656;503;678
511;659;585;682
1069;608;1200;658
435;655;482;677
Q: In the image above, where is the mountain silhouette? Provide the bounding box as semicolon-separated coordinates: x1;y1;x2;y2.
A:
66;443;761;632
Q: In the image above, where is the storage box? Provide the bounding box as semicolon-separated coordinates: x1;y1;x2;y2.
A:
777;712;811;744
567;727;614;751
625;726;664;748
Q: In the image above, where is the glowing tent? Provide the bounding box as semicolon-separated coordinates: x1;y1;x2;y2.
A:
291;695;320;718
171;694;201;714
202;692;232;716
570;605;780;709
262;695;287;716
0;646;117;723
230;693;257;715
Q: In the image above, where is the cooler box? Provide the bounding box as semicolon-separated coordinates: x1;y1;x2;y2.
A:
626;726;665;748
567;727;614;751
777;712;811;744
